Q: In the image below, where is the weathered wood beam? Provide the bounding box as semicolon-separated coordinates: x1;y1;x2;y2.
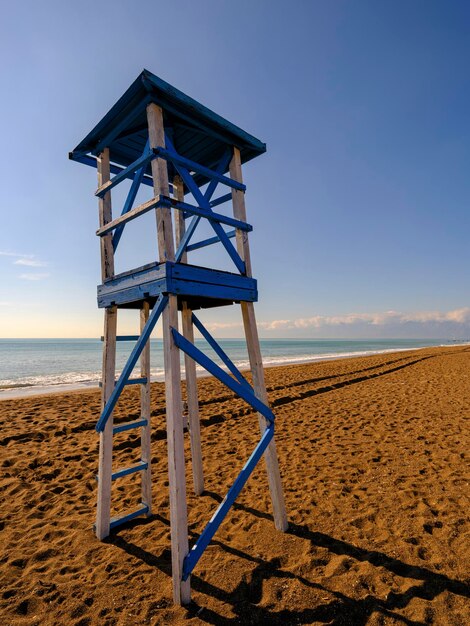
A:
230;146;288;533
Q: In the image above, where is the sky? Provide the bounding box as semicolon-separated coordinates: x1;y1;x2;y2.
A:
1;0;469;339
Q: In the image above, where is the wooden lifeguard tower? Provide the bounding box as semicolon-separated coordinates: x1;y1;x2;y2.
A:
69;69;288;604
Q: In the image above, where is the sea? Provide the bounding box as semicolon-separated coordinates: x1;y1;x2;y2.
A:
0;338;465;399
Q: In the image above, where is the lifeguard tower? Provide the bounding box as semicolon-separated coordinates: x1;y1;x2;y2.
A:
69;69;288;604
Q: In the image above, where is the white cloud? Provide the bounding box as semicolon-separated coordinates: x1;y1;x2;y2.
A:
19;273;50;281
259;307;470;330
204;321;243;331
14;258;48;267
0;251;34;259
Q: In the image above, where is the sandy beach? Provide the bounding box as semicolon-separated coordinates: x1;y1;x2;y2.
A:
1;345;469;625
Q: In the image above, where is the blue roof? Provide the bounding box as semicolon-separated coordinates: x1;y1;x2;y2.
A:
69;69;266;187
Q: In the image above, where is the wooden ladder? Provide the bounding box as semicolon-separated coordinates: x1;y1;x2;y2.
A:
95;308;153;539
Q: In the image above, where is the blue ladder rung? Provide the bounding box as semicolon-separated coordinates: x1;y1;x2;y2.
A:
124;377;148;386
100;335;140;341
113;418;148;434
99;377;148;388
109;504;149;530
111;461;148;481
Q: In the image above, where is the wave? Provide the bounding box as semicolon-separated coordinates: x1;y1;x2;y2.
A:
1;342;460;398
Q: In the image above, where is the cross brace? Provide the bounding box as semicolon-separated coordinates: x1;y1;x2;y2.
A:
171;326;276;579
96;294;168;433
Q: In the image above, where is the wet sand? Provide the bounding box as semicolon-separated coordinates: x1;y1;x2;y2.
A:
1;345;469;625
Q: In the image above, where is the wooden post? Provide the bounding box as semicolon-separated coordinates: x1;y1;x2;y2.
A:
147;103;191;605
96;148;117;540
229;147;288;532
140;301;152;514
174;175;204;496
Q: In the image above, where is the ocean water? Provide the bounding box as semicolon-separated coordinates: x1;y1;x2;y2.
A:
0;338;463;399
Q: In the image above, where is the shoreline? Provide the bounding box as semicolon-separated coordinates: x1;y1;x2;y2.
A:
0;341;466;401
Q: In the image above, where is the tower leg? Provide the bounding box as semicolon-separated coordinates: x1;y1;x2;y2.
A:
162;296;191;604
140;301;152;515
96;147;116;540
182;302;204;495
96;306;117;539
241;302;288;531
230;147;288;532
147;103;190;604
174;173;204;496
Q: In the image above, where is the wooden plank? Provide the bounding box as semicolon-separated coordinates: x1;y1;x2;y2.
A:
96;147;116;541
210;192;232;208
112;460;148;481
168;280;257;303
97;262;258;308
109;504;149;530
186;229;237;253
96;306;117;540
173;175;187;264
174;151;231;262
172;329;275;424
147;102;190;605
95;150;155;197
99;261;255;293
70;153;165;191
98;277;256;309
175;175;204;496
97;197;160;237
183;424;274;579
163;135;246;275
140;301;152;515
96;295;168;432
182;304;204;495
191;313;252;390
97;149;115;282
171;263;256;289
147;103;175;262
153;147;246;192
229;147;288;532
112;142;149;250
167;197;252;232
97;279;167;309
103;261;159;282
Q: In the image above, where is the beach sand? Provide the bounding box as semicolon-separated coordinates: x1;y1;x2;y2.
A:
1;345;469;625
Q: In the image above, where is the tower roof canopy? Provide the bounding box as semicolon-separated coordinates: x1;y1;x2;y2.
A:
69;69;266;182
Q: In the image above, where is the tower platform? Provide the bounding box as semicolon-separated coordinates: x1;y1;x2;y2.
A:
97;260;257;310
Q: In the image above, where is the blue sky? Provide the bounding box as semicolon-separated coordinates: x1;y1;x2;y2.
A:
1;0;469;338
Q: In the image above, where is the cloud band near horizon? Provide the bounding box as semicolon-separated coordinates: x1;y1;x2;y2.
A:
206;307;470;332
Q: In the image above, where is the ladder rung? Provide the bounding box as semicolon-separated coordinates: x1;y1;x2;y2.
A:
125;377;148;386
109;504;149;530
100;335;140;342
113;418;148;434
111;461;148;481
99;377;148;388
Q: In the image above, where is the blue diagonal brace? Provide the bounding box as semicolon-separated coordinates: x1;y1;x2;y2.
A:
164;135;245;274
186;229;237;253
172;328;274;424
153;147;245;192
113;139;150;251
191;313;252;391
174;149;232;262
182;422;274;580
96;295;168;432
95;149;156;198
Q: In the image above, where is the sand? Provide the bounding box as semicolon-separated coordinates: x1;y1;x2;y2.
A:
0;345;469;625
